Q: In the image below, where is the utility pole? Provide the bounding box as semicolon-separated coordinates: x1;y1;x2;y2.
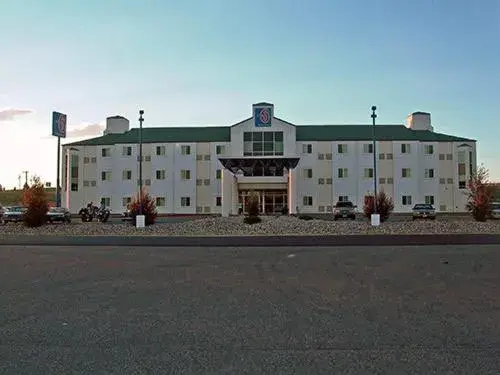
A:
22;171;29;188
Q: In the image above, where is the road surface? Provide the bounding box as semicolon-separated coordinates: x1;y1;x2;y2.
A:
1;245;499;374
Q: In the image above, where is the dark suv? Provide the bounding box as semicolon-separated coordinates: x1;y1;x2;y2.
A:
333;201;356;220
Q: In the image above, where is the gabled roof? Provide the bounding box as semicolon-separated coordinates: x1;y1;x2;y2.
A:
65;121;475;146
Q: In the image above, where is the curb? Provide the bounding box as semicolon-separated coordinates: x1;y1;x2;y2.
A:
1;234;499;247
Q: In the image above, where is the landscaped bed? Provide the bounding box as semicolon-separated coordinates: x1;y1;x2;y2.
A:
1;216;499;237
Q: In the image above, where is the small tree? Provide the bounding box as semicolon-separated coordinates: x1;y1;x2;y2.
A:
128;188;158;226
466;165;495;222
244;191;261;224
363;191;394;223
22;176;49;227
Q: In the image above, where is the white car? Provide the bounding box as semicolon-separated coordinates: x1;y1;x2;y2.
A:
491;202;500;220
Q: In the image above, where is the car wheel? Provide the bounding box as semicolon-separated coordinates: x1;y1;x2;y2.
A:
351;216;356;220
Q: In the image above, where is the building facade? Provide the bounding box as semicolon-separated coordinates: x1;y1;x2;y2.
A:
63;103;477;215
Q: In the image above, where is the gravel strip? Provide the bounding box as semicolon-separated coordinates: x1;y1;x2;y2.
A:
1;216;500;236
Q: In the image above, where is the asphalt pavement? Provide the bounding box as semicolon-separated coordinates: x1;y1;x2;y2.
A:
1;244;500;374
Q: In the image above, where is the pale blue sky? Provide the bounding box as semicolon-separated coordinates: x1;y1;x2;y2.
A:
1;0;499;187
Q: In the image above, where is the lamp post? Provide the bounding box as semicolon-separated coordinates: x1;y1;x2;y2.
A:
371;106;379;224
65;147;79;210
137;110;145;227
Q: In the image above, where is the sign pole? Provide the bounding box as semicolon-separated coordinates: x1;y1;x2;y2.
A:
56;136;61;207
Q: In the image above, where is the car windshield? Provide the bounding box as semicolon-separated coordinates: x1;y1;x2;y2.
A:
413;204;433;210
492;203;500;210
335;201;353;208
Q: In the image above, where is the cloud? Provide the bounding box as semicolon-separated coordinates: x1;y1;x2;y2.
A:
0;108;34;121
66;123;104;138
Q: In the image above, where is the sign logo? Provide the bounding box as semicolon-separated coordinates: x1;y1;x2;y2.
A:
254;107;272;127
52;111;67;138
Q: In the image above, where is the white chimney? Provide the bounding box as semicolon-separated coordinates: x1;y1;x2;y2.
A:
406;112;433;132
104;116;130;135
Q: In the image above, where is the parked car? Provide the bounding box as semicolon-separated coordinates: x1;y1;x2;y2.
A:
412;204;436;220
490;202;500;220
46;207;72;223
2;206;27;223
333;201;356;220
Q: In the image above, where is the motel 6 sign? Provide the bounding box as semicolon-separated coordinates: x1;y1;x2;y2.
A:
254;107;272;127
52;111;67;138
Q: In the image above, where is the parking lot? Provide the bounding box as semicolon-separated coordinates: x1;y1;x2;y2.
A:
1;244;499;374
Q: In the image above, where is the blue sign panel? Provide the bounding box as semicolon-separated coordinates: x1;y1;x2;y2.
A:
52;111;67;138
254;107;272;127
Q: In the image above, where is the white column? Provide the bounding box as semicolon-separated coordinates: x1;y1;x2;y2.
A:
231;174;238;215
221;168;233;217
288;168;297;214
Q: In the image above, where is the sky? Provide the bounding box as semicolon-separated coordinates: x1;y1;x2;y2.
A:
1;0;499;188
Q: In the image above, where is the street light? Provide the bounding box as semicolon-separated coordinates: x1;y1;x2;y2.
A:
65;147;79;210
138;110;145;224
371;106;379;224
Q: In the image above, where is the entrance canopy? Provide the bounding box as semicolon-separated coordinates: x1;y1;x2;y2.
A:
218;157;300;174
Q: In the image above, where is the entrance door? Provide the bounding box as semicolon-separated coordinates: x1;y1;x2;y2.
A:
239;190;287;215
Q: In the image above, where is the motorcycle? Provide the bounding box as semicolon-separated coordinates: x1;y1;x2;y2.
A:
78;203;110;223
96;206;111;223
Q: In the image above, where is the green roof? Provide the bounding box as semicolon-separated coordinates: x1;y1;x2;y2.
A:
66;121;475;146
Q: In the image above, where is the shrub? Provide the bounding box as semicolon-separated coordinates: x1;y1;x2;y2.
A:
128;188;158;226
22;176;49;228
298;214;314;220
466;165;495;222
244;191;261;225
363;191;394;223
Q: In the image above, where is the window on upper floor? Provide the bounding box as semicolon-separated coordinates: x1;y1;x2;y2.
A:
216;169;222;179
337;144;348;154
216;145;225;155
122;146;132;156
101;171;111;181
156;146;166;156
424;145;434;155
302;144;313;154
424;168;434;178
181;170;191;180
364;168;374;178
363;144;373;154
101;148;111;157
156;170;166;180
303;168;313;179
338;195;349;202
402;168;411;178
458;163;466;176
243;131;284;156
401;144;411;154
338;168;348;178
439;153;445;160
181;145;191;155
122;170;132;180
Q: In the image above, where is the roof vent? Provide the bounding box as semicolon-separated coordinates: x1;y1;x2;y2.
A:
406;112;433;132
104;116;130;135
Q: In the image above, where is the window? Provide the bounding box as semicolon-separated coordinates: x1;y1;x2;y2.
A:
91;157;97;163
424;195;435;205
156;146;166;156
387;178;394;184
424;145;434;155
101;148;111;157
90;180;97;187
196;179;202;186
122;146;132;156
439;153;445;160
439;205;447;211
156;197;166;207
101;197;111;206
196;154;203;161
401;144;411;154
446;153;453;160
101;171;111;181
402;168;411;178
122;197;131;207
83;157;90;164
216;145;225;155
83;180;90;187
302;144;313;154
122;170;132;180
181;197;191;207
379;153;385;160
402;195;412;206
379;177;386;184
204;179;210;186
458;163;466;176
325;153;333;160
439;178;446;184
216;196;222;206
137;179;151;186
424;168;434;178
447;178;453;184
303;196;313;206
469;151;474;176
318;206;325;212
364;168;374;178
216;169;222;179
338;144;348;154
338;196;349;202
204;154;211;161
326;178;333;185
181;170;191;180
156;170;166;180
386;153;393;160
338;168;348;178
318;153;325;160
459;181;466;189
181;145;191;155
363;144;373;154
71;183;78;192
318;178;325;185
303;169;313;179
243;131;284;156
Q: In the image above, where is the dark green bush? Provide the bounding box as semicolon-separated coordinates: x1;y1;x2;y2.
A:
298;214;314;221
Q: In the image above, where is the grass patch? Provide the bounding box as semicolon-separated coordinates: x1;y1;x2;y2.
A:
0;188;57;206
